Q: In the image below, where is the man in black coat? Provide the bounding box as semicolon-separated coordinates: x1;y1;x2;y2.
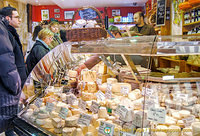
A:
0;7;27;136
0;7;27;88
0;15;21;135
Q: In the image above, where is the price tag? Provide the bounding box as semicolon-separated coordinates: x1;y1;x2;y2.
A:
144;99;155;110
105;89;112;99
119;131;136;136
78;99;86;110
175;93;188;102
35;98;43;108
182;115;195;127
97;78;102;85
96;90;105;101
90;101;99;114
98;121;115;136
82;82;86;90
121;86;130;95
147;107;166;124
46;102;54;112
184;82;192;90
115;105;128;118
68;95;77;105
59;107;68;119
78;113;92;126
173;84;181;91
142;87;154;97
107;83;112;91
196;82;200;95
162;75;174;80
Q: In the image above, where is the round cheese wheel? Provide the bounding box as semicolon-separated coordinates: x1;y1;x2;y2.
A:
192;122;200;136
172;112;182;120
179;110;190;118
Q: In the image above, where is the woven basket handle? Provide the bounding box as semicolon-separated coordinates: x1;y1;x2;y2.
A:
72;6;104;27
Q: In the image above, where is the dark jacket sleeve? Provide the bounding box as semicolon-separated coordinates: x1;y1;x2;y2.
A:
33;45;49;62
0;23;21;95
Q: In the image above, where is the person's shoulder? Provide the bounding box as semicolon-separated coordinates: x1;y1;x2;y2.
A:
145;24;154;29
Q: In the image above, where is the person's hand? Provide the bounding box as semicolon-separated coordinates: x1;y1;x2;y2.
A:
76;64;87;75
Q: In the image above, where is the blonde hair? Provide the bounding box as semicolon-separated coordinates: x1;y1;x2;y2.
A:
38;28;54;40
49;21;59;27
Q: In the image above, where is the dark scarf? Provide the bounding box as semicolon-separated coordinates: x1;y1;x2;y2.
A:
7;25;23;50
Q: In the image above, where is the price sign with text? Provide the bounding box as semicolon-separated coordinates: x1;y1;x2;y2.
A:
99;121;115;136
35;98;43;108
78;113;92;126
121;86;130;95
46;102;54;112
59;107;68;119
147;107;166;124
78;99;86;110
96;90;106;101
90;101;99;114
115;105;128;118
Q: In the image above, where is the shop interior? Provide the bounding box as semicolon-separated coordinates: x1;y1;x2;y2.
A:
1;0;200;136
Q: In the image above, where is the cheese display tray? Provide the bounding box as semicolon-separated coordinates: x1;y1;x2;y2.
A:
18;36;200;136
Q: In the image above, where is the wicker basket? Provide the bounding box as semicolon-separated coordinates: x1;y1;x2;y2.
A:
66;7;107;42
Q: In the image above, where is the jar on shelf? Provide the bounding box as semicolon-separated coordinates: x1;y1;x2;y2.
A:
184;12;190;19
191;17;195;23
184;19;189;24
191;10;196;17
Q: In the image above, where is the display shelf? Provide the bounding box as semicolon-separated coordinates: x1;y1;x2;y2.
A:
183;21;200;27
17;36;200;136
185;33;200;36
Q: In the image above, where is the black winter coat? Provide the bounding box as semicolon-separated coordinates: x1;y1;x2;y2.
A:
7;25;27;88
0;15;21;133
26;40;50;74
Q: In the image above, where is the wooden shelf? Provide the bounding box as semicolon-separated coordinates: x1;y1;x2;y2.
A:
183;21;200;27
111;22;135;25
185;33;200;36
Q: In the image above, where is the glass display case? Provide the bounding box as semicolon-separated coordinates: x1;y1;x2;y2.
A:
14;36;200;136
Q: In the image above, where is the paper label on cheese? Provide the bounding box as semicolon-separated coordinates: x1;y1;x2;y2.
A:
90;101;99;114
59;107;68;119
35;98;43;108
175;93;188;102
78;99;86;110
46;102;54;112
184;82;192;90
121;86;129;95
142;87;154;97
78;113;92;126
196;82;200;95
144;99;155;110
107;83;112;91
68;95;77;105
97;78;102;85
115;105;128;118
182;115;195;127
82;82;86;90
98;121;115;136
105;89;112;100
173;84;181;91
119;131;136;136
147;107;166;124
96;90;106;101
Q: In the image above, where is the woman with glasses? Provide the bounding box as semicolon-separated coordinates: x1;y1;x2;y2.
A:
26;28;54;74
48;21;63;49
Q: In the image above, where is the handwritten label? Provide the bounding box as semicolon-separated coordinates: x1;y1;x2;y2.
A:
121;86;130;95
78;99;86;110
105;89;112;99
107;83;112;91
35;98;43;108
115;105;128;118
59;107;68;119
144;99;155;110
78;113;92;126
196;82;200;95
175;93;188;102
46;102;54;112
96;90;106;101
97;78;102;85
68;95;77;105
90;101;99;114
98;121;115;136
142;87;154;97
173;84;181;91
120;131;136;136
147;107;166;124
156;0;166;26
182;115;195;127
184;82;192;90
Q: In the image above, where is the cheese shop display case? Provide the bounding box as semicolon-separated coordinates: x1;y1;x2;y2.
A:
14;36;200;136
